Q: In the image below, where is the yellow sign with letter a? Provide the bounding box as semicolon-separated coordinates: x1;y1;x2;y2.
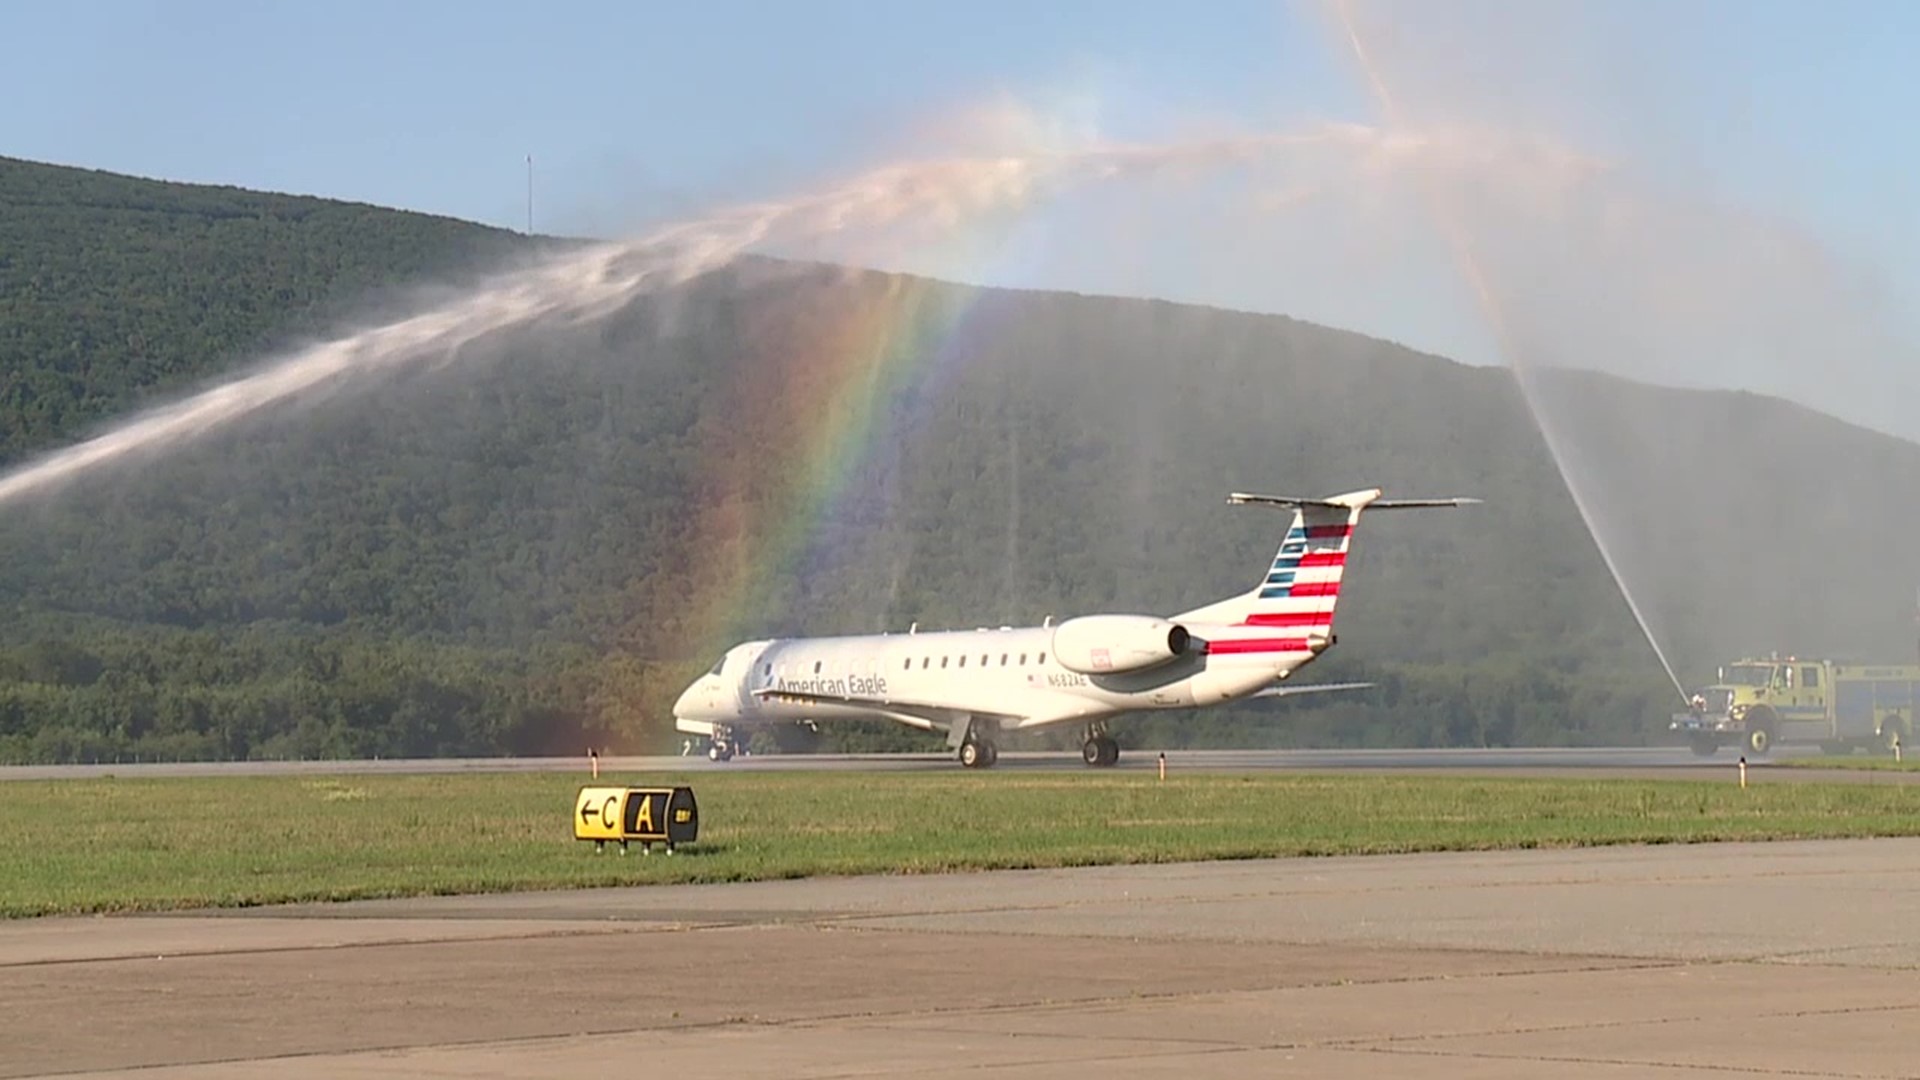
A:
573;786;699;853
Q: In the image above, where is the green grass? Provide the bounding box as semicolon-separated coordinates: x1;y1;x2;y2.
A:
1775;755;1920;771
5;770;1920;918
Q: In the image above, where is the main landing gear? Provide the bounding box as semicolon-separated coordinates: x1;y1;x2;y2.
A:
959;738;999;769
1081;723;1119;768
956;717;1001;769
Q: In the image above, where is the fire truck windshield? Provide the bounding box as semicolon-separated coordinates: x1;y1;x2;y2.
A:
1722;664;1774;686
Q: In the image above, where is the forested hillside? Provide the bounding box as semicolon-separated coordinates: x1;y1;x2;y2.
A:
0;157;562;461
3;155;1917;763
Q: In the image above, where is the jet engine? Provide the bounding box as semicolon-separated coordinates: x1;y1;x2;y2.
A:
1050;615;1192;675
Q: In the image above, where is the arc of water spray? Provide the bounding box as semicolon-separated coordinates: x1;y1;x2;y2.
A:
0;124;1420;511
1331;0;1690;703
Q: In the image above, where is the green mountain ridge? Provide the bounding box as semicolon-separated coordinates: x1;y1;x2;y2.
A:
3;155;1915;763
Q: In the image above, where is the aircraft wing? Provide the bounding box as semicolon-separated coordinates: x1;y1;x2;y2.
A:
1251;680;1374;699
751;680;1370;733
750;686;1029;730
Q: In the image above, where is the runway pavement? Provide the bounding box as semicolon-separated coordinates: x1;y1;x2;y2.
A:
3;743;1897;783
6;837;1920;1078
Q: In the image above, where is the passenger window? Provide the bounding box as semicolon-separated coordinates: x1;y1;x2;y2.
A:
959;656;967;668
980;654;989;666
1038;652;1047;665
902;658;911;670
813;661;822;674
1000;654;1008;666
1020;653;1028;665
941;657;949;669
921;657;929;669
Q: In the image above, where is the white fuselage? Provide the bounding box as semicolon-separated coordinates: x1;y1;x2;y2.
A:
672;621;1318;734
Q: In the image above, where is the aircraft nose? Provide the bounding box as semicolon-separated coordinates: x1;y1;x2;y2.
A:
672;682;697;718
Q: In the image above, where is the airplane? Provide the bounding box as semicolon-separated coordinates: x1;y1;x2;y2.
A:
672;487;1478;768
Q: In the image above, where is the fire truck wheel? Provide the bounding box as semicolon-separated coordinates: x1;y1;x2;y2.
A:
1743;710;1776;757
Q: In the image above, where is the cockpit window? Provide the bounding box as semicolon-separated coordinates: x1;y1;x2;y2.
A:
707;656;725;677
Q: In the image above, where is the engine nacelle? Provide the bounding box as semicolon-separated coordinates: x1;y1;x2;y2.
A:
1050;615;1192;676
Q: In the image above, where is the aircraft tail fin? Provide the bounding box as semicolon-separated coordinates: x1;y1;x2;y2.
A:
1175;488;1477;629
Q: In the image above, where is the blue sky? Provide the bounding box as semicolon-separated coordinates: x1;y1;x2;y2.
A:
1;1;1347;229
6;0;1920;435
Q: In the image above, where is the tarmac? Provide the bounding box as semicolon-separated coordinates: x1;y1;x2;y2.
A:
7;744;1913;782
7;836;1920;1078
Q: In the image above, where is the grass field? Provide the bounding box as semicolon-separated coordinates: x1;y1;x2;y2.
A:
1775;755;1920;771
5;770;1920;918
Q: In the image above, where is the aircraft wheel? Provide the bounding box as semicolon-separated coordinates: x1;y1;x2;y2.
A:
960;740;989;768
1083;736;1119;767
980;741;999;768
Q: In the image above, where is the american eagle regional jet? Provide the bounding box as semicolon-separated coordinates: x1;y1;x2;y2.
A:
674;487;1476;768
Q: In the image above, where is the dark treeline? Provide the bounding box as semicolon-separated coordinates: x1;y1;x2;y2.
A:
1;156;1912;763
0;619;654;764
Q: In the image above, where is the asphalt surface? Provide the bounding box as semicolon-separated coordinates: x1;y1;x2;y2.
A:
6;838;1920;1078
7;744;1910;782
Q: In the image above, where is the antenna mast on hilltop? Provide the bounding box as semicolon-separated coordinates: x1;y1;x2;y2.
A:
525;154;534;235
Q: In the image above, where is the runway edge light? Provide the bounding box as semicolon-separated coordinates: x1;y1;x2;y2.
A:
573;785;699;854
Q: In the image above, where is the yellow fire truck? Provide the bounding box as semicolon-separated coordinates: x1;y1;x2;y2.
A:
1670;656;1919;757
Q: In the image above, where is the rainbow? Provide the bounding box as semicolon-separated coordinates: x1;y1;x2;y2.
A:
636;261;1002;691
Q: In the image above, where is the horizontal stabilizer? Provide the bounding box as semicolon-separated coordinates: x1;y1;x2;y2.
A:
1228;491;1481;510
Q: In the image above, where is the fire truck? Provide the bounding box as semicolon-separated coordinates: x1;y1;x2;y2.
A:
1670;656;1920;757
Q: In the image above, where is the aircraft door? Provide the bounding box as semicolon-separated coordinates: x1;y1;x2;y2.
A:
733;642;773;716
691;653;728;718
